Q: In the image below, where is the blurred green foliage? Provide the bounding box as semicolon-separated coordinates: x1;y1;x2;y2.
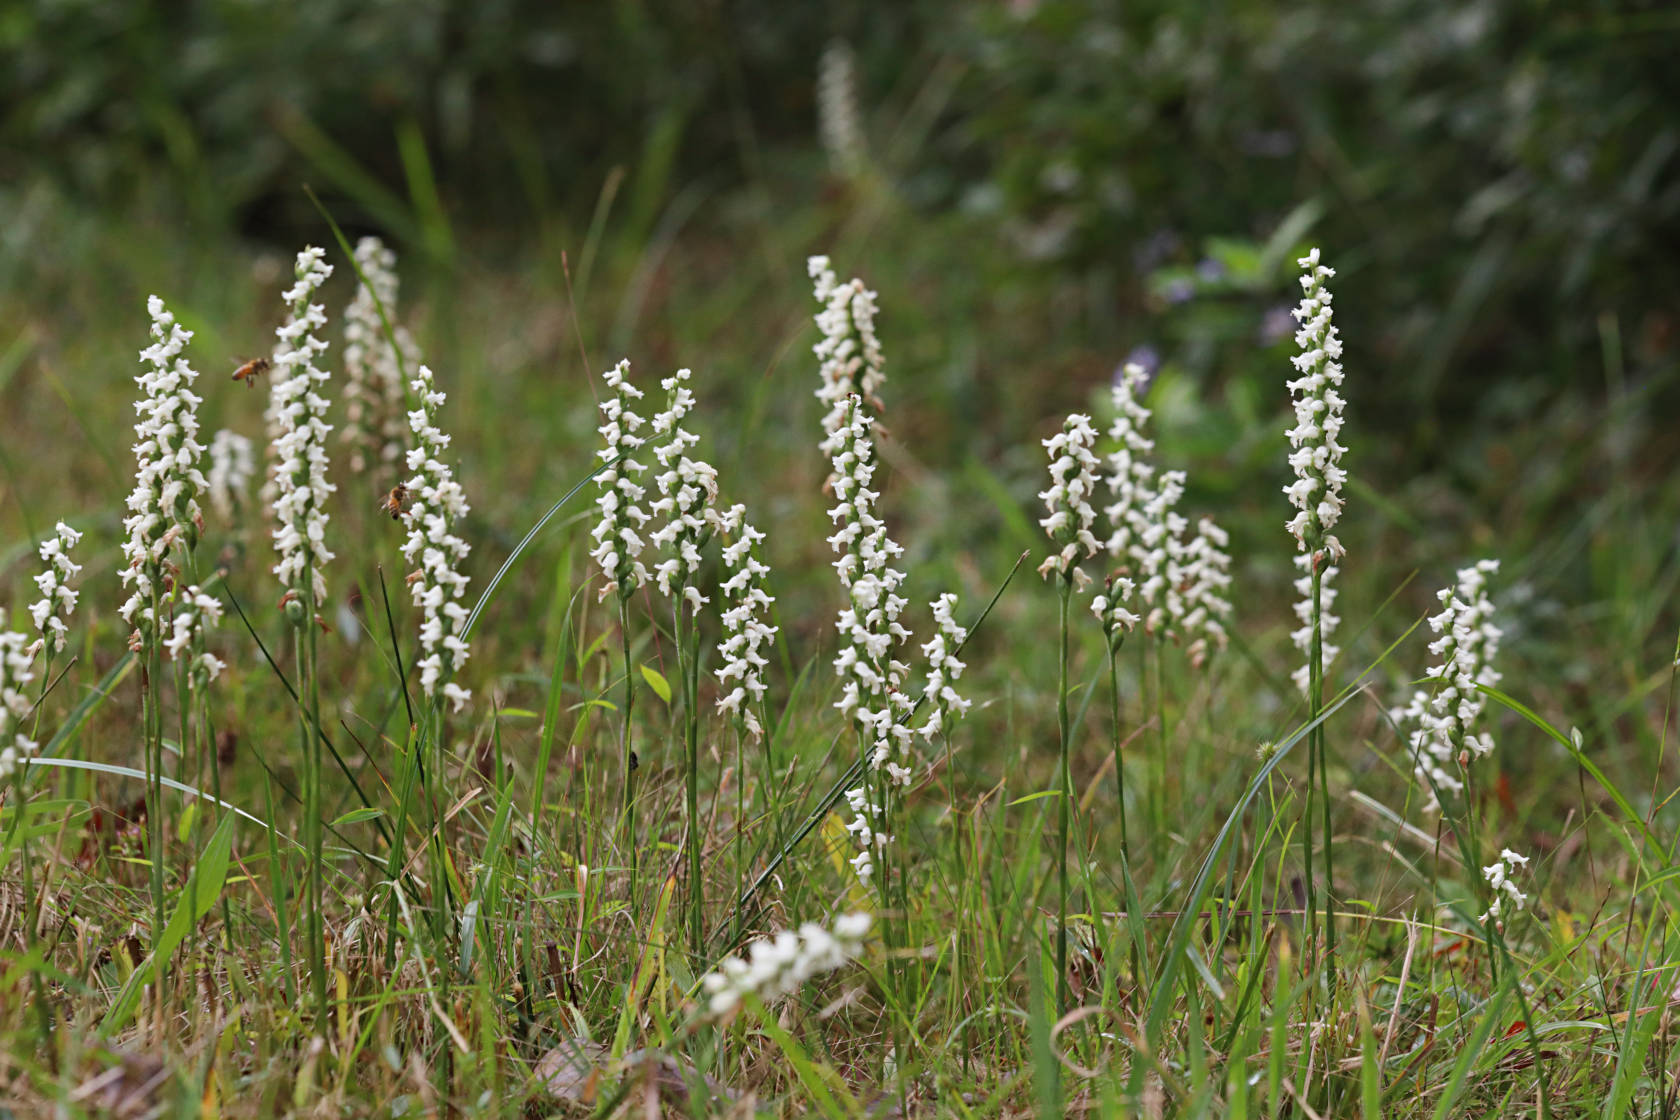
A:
949;0;1680;449
3;0;1677;455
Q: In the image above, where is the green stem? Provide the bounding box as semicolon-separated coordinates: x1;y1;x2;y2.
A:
1055;574;1073;1018
680;605;703;959
1107;644;1142;986
619;595;637;881
1309;562;1335;989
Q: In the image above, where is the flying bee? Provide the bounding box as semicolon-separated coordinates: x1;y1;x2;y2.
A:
230;356;271;388
378;484;411;521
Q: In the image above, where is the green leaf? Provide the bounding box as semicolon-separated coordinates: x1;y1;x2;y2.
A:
330;807;386;828
102;812;237;1034
639;665;672;704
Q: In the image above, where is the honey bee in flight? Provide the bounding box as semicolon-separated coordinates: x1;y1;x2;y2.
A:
230;356;271;388
378;484;411;521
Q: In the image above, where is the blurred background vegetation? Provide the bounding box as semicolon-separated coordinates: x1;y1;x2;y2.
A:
2;0;1677;719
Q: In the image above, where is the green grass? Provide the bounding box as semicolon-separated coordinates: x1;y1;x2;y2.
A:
1;155;1679;1118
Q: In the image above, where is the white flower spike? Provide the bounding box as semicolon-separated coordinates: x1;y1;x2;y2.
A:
0;631;40;782
700;912;871;1019
715;503;778;741
1392;559;1503;810
1480;848;1529;922
1103;362;1156;561
30;521;82;661
918;592;971;742
589;360;651;602
1285;247;1348;693
648;367;719;613
401;364;473;712
207;429;256;524
810;256;886;463
270;247;337;618
165;586;227;687
119;295;210;633
342;236;420;485
1038;413;1101;588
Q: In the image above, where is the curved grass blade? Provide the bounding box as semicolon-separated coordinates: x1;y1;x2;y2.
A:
462;456;620;642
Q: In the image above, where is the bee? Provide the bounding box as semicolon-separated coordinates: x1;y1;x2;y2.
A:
378;484;411;521
230;356;271;388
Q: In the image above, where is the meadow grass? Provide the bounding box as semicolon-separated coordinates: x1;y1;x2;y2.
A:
0;175;1678;1120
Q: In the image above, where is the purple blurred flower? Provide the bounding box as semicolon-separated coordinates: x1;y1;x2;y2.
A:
1115;346;1160;386
1258;304;1295;346
1196;258;1227;283
1163;277;1196;305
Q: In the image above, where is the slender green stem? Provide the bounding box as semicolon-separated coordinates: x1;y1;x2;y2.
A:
1309;562;1335;989
1055;574;1073;1018
679;605;703;958
618;595;638;880
1106;644;1143;986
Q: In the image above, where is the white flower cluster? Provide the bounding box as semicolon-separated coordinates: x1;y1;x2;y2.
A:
30;521;82;661
1091;575;1139;650
817;40;866;179
1284;248;1348;694
1132;468;1188;633
165;586;227;686
0;631;39;781
119;296;209;632
828;398;914;883
401;365;473;712
700;912;871;1018
1174;516;1234;667
809;256;886;463
1037;413;1101;586
1480;848;1529;922
1103;363;1156;560
1098;367;1233;654
589;360;651;602
918;593;971;741
648;368;719;612
1283;248;1348;558
342;236;418;484
715;504;777;740
207;429;255;523
1392;559;1503;809
270;247;337;614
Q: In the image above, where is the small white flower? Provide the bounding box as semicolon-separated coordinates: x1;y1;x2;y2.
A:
1037;413;1101;587
119;295;210;633
810;256;887;463
714;503;778;740
648;368;719;611
918;593;970;741
207;429;256;524
699;912;871;1019
0;631;40;782
270;247;338;615
29;521;82;661
590;360;651;602
401;365;473;712
1393;560;1503;810
1479;847;1530;921
1091;575;1139;650
817;40;867;179
165;586;227;686
342;236;420;485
